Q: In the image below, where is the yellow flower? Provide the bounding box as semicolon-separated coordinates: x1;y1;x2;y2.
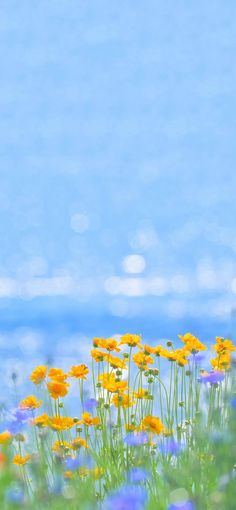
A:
133;388;149;399
48;368;68;382
111;393;134;408
120;333;142;348
69;364;89;380
64;470;73;479
133;351;154;370
142;344;157;355
30;365;47;385
90;349;108;362
71;437;88;450
93;337;120;352
92;467;104;479
48;416;75;431
210;353;231;371
31;413;49;427
213;337;236;354
13;454;31;466
141;415;165;435
47;380;69;399
103;379;128;393
20;395;42;410
108;355;127;370
178;333;206;353
52;440;71;452
0;431;12;445
79;412;100;427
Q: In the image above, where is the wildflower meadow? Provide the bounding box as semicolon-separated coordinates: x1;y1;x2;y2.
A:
0;332;235;509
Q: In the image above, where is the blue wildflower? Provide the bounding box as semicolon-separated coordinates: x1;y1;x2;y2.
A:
5;486;25;505
124;432;148;446
104;484;147;510
168;501;195;510
6;408;31;435
159;439;183;456
198;371;224;384
84;398;98;412
230;396;236;409
64;456;80;471
128;468;148;483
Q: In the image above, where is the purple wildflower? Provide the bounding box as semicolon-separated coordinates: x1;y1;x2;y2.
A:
5;486;25;505
128;468;148;484
198;371;224;385
64;456;80;471
159;439;183;456
104;484;147;510
6;407;31;434
83;398;98;412
124;432;148;446
230;396;236;409
168;501;195;510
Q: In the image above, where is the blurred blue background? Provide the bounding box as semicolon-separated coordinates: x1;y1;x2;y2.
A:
0;1;236;387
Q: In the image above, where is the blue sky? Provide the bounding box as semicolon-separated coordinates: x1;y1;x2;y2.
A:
0;1;236;335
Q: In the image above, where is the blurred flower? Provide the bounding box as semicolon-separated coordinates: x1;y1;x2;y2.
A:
198;371;224;384
6;408;30;434
104;484;147;510
159;439;183;456
20;395;42;410
128;468;148;483
5;486;25;505
13;454;31;466
69;364;89;380
48;368;68;382
49;417;75;431
141;415;165;435
30;365;47;385
78;412;100;427
168;501;195;510
178;333;206;353
230;396;236;409
64;456;80;471
0;430;12;444
119;334;142;348
47;380;69;399
83;398;98;412
124;432;149;446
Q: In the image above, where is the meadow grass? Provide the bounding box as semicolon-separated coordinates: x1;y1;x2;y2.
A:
0;333;235;509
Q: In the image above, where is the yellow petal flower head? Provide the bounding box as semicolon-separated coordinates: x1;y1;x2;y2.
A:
142;344;156;355
31;413;49;427
52;440;71;453
79;412;100;427
108;355;127;370
103;379;128;393
48;417;75;431
210;352;231;371
69;364;89;380
71;437;88;450
30;365;47;385
90;349;108;362
111;393;134;408
120;333;142;348
141;415;165;435
93;337;120;352
213;337;236;354
178;333;206;353
0;431;12;445
132;351;154;370
133;388;149;399
48;368;68;382
13;454;31;466
20;395;42;410
47;380;70;399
